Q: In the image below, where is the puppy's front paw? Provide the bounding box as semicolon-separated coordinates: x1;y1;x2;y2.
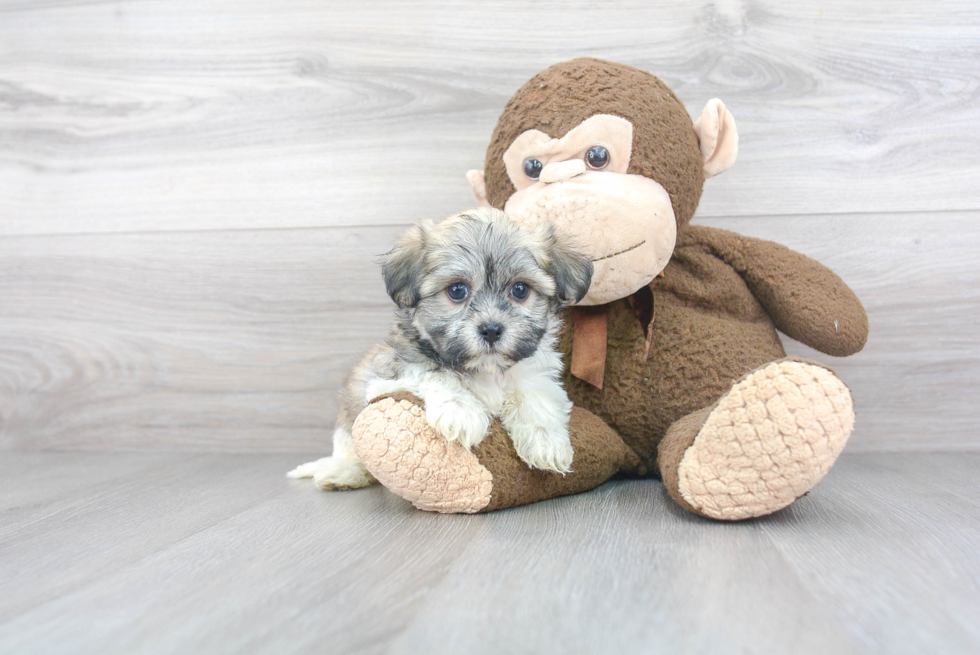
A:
426;397;491;449
512;425;574;474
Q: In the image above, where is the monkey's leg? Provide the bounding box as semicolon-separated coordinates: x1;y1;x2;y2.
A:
350;392;640;513
658;358;854;521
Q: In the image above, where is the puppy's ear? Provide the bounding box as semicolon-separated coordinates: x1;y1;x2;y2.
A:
543;226;594;306
381;222;430;308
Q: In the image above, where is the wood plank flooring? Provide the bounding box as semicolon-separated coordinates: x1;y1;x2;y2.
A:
0;452;978;655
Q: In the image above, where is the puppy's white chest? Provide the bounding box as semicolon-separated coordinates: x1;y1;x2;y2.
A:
463;370;512;416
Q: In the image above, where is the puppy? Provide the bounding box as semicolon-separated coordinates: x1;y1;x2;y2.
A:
288;207;593;491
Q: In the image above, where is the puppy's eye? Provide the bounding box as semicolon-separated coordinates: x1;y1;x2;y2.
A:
523;158;543;179
510;282;530;300
447;282;469;302
586;145;609;170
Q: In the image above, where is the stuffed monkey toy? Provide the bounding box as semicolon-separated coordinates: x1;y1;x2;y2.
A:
348;58;868;520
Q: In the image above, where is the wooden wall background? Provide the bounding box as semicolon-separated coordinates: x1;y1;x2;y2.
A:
1;0;978;453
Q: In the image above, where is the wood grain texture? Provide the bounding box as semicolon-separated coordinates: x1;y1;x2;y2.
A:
1;0;979;453
0;225;398;451
1;0;979;235
2;211;978;452
0;452;977;654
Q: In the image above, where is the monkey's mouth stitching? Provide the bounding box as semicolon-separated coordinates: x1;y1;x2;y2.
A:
593;240;646;262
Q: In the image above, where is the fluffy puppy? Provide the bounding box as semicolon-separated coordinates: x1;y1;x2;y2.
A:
288;207;593;491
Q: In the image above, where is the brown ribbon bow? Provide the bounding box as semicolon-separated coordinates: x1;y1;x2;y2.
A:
570;285;656;390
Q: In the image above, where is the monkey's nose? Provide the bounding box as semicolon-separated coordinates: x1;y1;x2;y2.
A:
540;159;587;184
479;322;503;345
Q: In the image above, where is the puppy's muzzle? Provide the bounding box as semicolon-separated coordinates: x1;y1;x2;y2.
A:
479;322;503;346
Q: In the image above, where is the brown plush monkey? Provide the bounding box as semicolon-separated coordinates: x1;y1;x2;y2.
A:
348;58;868;520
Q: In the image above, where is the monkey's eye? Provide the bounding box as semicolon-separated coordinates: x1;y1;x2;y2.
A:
510;282;530;300
447;282;469;302
586;146;610;170
523;158;543;179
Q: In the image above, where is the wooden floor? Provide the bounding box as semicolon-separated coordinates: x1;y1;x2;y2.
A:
0;452;977;655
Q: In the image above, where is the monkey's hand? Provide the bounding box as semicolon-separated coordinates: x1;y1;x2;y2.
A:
690;225;869;357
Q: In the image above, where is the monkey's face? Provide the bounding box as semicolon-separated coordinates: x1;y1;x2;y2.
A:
470;59;739;307
499;115;676;306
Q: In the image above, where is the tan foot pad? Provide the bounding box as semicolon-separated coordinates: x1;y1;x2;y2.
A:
351;396;493;514
677;360;854;520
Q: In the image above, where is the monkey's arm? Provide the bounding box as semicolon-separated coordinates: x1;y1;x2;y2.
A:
686;225;869;357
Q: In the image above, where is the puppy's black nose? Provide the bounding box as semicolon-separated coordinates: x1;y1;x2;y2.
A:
479;322;503;345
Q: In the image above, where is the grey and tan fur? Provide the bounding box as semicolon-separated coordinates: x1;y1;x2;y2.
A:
289;207;593;490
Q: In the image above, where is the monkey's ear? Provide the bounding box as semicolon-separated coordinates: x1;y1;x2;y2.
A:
544;227;594;306
381;222;429;308
694;99;739;178
466;170;492;207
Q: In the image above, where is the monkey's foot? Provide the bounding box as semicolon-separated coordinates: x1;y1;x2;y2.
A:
352;393;494;513
659;359;854;521
351;392;637;513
